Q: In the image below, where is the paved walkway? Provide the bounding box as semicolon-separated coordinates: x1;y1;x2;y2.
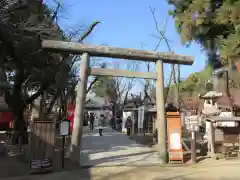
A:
80;126;162;166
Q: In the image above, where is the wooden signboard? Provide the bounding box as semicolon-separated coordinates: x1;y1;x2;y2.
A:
31;159;52;169
167;112;183;163
185;115;199;132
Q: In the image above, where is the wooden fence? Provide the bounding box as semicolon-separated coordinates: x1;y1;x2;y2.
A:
29;118;59;171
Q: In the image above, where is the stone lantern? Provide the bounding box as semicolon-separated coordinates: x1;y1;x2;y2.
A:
199;81;223;116
199;81;223;158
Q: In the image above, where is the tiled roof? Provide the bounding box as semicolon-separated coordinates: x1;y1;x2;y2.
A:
85;97;108;109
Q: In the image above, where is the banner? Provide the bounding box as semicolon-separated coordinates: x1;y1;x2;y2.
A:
167;112;183;163
67;104;75;133
138;106;144;129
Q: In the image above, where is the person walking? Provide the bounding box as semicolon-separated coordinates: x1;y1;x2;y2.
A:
125;116;132;136
89;113;95;130
98;114;106;136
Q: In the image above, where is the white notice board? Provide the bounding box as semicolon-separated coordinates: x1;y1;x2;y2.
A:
60;121;69;136
169;132;181;150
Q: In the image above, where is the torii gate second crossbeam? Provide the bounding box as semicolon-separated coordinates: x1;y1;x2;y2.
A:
42;40;194;165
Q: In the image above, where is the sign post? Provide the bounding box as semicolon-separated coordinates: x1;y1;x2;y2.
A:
186;115;199;164
59;119;70;168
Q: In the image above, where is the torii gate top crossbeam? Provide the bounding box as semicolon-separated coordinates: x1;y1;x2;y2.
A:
42;40;194;65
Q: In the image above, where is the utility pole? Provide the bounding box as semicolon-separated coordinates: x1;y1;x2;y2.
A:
177;64;180;109
225;70;233;113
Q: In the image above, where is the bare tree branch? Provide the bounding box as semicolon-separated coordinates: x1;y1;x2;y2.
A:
112;60;139;107
86;63;106;93
46;20;101;113
79;21;100;43
51;3;61;25
149;6;172;53
149;6;180;107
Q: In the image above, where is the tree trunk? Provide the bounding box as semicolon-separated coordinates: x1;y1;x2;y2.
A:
11;66;27;145
11;94;26;145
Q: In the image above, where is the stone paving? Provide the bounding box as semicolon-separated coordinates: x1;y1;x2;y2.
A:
80;126;163;166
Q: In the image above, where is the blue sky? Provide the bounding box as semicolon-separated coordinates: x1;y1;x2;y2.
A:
44;0;207;91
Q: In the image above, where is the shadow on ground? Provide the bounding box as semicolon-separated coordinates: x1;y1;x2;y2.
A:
0;155;29;178
0;131;92;180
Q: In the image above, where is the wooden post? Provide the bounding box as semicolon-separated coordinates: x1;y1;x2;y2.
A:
70;53;90;164
191;131;196;164
155;60;167;163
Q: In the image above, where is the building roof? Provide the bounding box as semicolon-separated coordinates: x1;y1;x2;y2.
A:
147;104;178;112
85;97;109;109
206;116;240;122
199;91;223;99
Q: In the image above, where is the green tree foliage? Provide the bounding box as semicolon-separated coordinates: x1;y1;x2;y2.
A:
91;76;117;98
179;65;212;94
91;76;110;97
0;1;101;147
0;0;70;135
168;0;240;64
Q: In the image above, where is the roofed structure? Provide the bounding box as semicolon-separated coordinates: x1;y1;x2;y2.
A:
85;97;110;110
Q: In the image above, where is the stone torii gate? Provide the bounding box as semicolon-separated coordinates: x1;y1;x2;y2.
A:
42;40;194;164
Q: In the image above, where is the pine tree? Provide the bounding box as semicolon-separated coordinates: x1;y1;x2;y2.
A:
168;0;240;65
